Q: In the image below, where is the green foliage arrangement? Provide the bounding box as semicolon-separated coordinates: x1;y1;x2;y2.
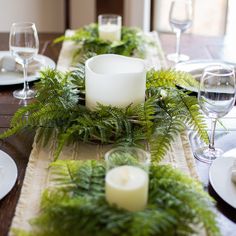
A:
12;160;219;236
0;64;207;162
54;23;149;62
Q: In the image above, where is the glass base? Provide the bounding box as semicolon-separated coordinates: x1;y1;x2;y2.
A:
13;89;36;100
194;146;223;164
167;53;189;63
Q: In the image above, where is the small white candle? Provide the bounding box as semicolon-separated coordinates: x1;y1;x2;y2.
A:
85;54;146;110
98;14;121;42
105;165;149;212
99;23;121;41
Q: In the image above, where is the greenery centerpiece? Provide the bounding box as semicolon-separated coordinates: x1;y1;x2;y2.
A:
0;66;207;161
2;24;219;236
13;160;219;236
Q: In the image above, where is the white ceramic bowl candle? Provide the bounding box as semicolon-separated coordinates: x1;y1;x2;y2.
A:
98;14;121;41
85;54;146;110
105;147;150;212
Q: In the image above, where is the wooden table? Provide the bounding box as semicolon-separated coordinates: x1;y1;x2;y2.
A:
0;32;235;236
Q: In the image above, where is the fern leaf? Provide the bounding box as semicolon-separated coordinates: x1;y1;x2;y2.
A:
177;91;209;143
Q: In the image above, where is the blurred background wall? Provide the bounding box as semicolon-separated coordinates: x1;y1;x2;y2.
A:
0;0;65;32
0;0;233;37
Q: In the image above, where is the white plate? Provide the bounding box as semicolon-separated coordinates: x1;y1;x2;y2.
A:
209;149;236;208
174;60;236;92
0;150;18;200
0;51;56;85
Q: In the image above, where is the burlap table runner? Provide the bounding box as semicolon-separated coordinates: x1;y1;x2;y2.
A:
10;30;200;234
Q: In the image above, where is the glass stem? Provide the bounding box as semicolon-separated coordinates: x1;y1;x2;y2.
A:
209;118;217;150
175;29;181;60
22;62;29;93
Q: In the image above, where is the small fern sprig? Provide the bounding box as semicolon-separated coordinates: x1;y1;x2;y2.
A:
146;68;199;96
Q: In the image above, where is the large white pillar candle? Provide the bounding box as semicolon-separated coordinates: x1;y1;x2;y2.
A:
85;54;146;110
105;165;149;212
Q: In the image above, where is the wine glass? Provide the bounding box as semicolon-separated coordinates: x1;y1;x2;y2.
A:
167;0;192;63
9;22;39;99
194;64;236;163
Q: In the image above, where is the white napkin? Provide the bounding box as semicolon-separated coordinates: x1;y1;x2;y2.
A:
0;56;16;72
0;56;42;74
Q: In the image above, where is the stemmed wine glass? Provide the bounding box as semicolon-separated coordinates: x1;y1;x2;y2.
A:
194;64;236;163
9;22;39;99
167;0;192;63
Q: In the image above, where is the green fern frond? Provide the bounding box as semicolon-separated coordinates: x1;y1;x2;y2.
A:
50;160;105;197
9;102;38;127
150;117;185;163
146;69;198;92
176;91;209;143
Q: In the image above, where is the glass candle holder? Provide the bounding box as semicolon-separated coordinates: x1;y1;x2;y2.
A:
105;147;150;212
98;14;122;41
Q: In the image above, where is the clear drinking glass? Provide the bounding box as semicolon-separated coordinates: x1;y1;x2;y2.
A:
9;22;39;99
194;64;236;163
105;147;151;172
167;0;192;63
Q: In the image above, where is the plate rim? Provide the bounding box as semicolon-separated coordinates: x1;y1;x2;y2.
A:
0;51;56;86
0;149;18;200
209;153;236;208
174;59;236;92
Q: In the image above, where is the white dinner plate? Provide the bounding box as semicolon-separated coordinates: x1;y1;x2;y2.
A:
0;51;56;85
0;150;18;200
174;60;236;92
209;149;236;208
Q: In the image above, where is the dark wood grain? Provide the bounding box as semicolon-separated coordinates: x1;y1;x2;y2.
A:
96;0;124;20
0;31;235;236
64;0;71;29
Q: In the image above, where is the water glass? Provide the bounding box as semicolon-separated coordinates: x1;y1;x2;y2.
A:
194;64;236;163
9;22;39;99
167;0;192;63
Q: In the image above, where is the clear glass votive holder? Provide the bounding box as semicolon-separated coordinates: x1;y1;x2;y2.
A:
105;147;150;212
98;14;122;41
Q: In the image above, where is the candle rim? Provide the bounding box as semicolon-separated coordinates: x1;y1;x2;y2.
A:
98;14;122;23
85;54;146;76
